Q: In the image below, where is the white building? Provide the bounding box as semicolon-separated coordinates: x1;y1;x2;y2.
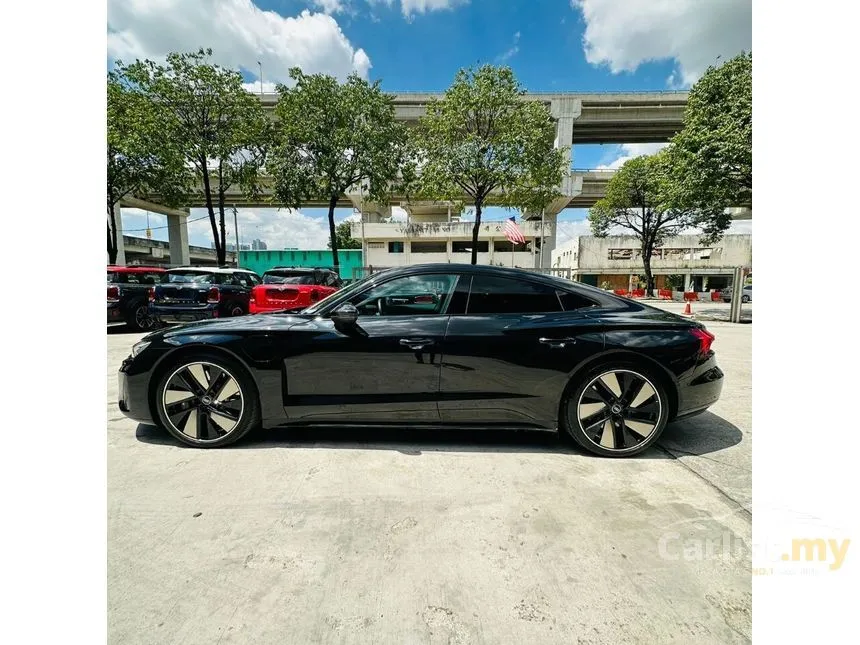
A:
349;202;556;271
551;233;752;292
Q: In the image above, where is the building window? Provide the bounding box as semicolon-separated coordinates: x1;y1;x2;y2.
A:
494;240;530;253
452;241;489;253
368;242;385;249
608;248;638;260
410;241;447;253
388;241;404;253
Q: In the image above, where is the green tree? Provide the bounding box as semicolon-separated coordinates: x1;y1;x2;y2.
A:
588;152;730;292
118;49;269;265
268;68;408;275
107;72;188;264
328;221;362;249
410;65;565;265
668;51;752;210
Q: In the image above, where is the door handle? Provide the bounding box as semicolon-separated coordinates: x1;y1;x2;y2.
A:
400;338;434;351
539;337;577;348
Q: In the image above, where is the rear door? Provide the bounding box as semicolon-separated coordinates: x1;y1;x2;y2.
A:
438;274;605;427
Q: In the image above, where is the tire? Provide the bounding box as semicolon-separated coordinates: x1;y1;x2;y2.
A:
127;302;156;332
153;352;261;448
228;303;245;317
561;362;670;457
741;295;750;303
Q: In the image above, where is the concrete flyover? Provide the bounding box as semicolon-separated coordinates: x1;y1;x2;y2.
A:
258;91;690;145
136;170;609;211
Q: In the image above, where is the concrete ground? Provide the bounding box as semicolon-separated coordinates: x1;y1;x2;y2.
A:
645;299;752;323
108;319;752;644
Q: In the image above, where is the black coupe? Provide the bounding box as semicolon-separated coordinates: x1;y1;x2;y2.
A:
118;264;723;457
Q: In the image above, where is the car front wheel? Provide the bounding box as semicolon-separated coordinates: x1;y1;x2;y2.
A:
563;364;669;457
154;353;260;448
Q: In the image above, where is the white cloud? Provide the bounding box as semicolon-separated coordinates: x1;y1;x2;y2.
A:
596;142;668;170
241;81;279;94
107;1;371;83
313;0;349;14
572;0;751;86
497;31;521;63
370;0;468;18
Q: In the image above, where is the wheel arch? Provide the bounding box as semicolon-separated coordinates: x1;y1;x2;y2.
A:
558;349;680;426
146;343;261;424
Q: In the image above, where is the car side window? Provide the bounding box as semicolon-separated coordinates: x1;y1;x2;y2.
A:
467;275;562;314
349;274;457;317
557;289;598;311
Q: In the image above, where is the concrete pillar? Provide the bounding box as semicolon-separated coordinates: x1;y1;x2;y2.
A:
111;203;126;265
685;273;693;292
167;210;190;266
550;97;581;169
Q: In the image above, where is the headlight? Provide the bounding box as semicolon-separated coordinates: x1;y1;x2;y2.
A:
131;340;151;358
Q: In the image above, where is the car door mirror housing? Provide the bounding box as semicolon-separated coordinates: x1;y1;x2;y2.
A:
331;303;358;325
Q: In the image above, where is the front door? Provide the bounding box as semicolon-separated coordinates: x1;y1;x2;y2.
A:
282;272;460;423
438;274;605;427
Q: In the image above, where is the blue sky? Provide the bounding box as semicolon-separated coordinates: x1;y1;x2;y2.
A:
108;0;752;250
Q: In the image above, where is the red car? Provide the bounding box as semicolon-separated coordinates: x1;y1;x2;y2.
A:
249;267;343;314
107;265;166;330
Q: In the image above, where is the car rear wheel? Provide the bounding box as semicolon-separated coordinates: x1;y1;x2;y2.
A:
127;303;156;331
229;304;245;317
562;364;669;457
154;354;260;448
741;295;750;303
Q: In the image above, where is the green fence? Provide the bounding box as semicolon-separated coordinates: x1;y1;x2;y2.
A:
238;249;364;281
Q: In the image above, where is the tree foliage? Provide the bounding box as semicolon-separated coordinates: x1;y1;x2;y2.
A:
410;65;565;264
588;152;730;292
668;51;752;210
268;68;408;274
328;221;362;250
117;49;269;265
107;72;188;263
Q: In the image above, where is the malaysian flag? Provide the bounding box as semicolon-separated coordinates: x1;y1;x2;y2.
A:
502;216;526;245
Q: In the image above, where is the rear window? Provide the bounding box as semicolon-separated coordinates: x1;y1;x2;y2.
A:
263;272;315;285
166;272;218;284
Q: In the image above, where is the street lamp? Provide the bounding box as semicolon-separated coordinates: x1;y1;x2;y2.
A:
257;61;263;97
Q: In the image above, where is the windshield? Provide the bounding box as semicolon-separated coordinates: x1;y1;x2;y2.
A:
263;273;315;285
301;274;376;315
166;272;216;284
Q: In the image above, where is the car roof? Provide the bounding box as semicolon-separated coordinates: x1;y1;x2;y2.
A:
368;263;621;305
266;267;328;273
107;265;166;273
168;266;258;275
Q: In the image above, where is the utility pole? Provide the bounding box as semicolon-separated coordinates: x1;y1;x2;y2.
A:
232;206;240;267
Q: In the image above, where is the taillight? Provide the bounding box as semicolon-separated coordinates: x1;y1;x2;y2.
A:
310;290;320;302
207;287;220;303
107;286;120;302
147;287;155;303
691;327;715;357
249;291;256;304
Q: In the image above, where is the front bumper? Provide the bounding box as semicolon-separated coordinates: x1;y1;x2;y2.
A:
118;357;156;425
150;303;218;324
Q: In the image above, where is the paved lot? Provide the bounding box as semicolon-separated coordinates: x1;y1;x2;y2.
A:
645;299;752;323
108;319;751;644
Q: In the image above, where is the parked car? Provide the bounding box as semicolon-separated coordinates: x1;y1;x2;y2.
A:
148;267;262;325
119;264;723;456
107;265;166;331
249;267;343;314
721;285;752;303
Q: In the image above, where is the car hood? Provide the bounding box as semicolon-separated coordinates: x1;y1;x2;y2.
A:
144;312;317;341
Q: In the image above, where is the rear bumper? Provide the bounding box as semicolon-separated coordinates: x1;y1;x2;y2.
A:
150;303;218;324
250;298;310;314
107;303;125;326
675;355;724;418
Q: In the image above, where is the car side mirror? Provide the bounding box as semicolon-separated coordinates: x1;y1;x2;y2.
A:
331;303;358;326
